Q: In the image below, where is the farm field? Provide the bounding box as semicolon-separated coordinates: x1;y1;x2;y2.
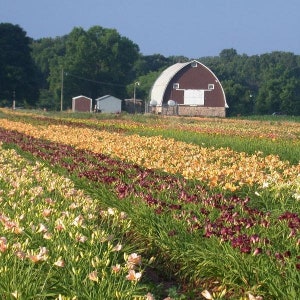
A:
0;108;299;299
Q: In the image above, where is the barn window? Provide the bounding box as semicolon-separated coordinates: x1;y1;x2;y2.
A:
191;61;198;68
173;83;179;89
208;84;214;90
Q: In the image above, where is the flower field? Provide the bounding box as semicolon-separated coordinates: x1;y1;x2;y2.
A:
0;109;299;299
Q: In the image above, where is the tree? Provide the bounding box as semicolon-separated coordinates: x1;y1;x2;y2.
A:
47;26;140;109
222;80;250;116
31;36;67;89
134;54;173;77
0;23;39;107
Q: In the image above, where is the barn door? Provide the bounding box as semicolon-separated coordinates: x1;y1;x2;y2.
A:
184;89;204;105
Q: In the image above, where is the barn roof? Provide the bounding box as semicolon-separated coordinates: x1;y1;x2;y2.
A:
150;61;191;106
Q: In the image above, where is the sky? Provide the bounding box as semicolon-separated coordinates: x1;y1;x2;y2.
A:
1;0;300;59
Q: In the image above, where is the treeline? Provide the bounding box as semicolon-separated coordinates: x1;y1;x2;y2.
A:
1;23;300;116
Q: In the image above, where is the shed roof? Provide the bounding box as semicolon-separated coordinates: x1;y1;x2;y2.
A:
95;95;122;102
72;95;92;101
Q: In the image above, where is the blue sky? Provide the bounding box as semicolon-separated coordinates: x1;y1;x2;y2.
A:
1;0;299;58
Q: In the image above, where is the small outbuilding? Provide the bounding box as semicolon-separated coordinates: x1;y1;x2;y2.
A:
95;95;122;113
124;98;143;113
150;60;228;117
72;95;92;113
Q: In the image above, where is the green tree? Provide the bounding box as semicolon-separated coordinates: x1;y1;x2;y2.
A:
0;23;39;107
48;26;139;109
49;26;139;109
31;36;67;89
222;80;250;116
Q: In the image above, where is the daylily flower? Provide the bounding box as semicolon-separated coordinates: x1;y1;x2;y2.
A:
37;223;48;233
55;219;66;231
43;232;53;240
42;209;52;218
0;236;8;252
201;290;213;299
88;270;98;282
76;235;88;243
127;253;142;269
54;257;65;267
15;250;26;260
111;264;121;273
113;244;122;251
145;292;155;300
72;215;84;227
126;269;142;281
11;290;20;299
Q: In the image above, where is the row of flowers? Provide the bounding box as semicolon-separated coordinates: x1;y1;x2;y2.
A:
0;144;149;299
0;117;299;193
0;127;299;274
2;108;300;141
0;110;299;298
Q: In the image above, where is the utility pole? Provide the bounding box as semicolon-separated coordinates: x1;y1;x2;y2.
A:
133;81;139;113
60;69;64;111
12;90;16;109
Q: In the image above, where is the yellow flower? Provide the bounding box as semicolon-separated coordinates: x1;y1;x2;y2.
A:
11;290;20;299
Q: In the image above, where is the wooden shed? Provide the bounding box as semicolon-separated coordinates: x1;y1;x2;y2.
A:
150;60;228;117
95;95;122;113
72;95;92;112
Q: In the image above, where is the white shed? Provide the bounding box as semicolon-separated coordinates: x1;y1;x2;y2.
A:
95;95;122;113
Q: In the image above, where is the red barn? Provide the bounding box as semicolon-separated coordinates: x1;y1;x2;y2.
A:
72;95;92;112
150;60;228;117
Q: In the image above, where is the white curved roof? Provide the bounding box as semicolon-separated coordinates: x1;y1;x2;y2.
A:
150;61;190;106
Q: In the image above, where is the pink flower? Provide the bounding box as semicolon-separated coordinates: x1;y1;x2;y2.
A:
113;244;122;251
76;235;88;243
15;250;26;260
0;237;8;253
88;270;98;282
253;248;263;256
42;209;52;218
54;258;65;267
72;215;84;227
111;264;121;273
55;219;65;231
127;253;142;269
126;269;142;281
145;293;155;300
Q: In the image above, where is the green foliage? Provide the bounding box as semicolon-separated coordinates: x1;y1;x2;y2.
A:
46;26;139;109
0;23;39;106
201;50;300;116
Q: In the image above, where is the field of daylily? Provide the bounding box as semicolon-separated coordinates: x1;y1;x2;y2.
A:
0;108;299;300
